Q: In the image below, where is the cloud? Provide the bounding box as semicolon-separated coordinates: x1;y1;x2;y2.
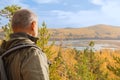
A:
91;0;105;5
101;0;120;19
48;10;110;27
33;0;59;4
91;0;120;19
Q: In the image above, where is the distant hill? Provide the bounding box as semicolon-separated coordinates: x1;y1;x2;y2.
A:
49;24;120;40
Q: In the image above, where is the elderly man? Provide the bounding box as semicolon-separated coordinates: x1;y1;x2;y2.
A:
0;9;49;80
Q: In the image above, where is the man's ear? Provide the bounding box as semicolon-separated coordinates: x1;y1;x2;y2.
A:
31;21;36;30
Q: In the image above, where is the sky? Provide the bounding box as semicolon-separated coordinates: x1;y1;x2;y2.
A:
0;0;120;28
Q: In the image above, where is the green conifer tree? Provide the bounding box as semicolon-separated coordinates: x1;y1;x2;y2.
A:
0;5;21;39
37;22;65;80
75;41;108;80
37;21;55;59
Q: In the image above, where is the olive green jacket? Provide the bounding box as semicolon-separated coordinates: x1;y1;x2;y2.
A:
0;32;49;80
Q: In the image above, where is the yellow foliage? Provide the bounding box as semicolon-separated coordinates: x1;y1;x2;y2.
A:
49;46;120;80
96;49;120;79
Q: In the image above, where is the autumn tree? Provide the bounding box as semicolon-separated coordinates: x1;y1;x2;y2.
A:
49;44;65;80
107;56;120;79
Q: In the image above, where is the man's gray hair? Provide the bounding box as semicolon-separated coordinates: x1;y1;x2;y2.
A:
12;9;38;28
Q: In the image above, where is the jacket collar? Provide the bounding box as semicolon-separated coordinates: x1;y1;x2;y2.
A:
10;32;39;43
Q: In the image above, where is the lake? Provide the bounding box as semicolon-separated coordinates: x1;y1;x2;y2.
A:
49;40;120;51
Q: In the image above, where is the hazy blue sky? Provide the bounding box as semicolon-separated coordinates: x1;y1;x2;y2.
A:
0;0;120;28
